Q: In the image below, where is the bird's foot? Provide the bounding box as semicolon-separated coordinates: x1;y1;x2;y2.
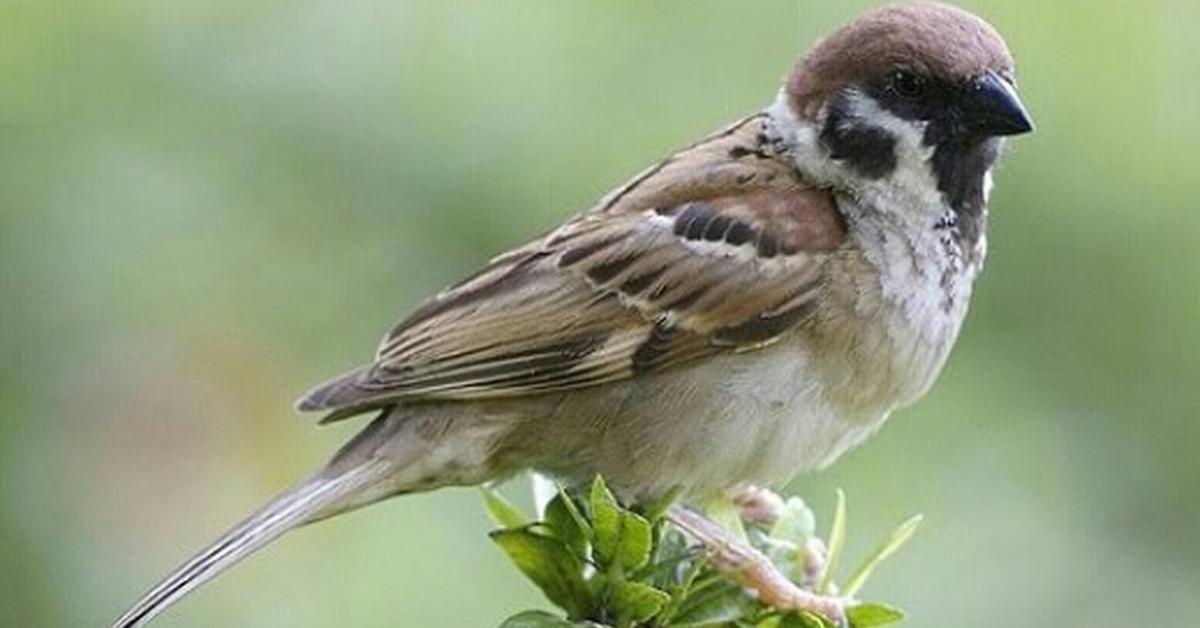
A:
667;504;850;627
729;484;786;526
728;485;830;588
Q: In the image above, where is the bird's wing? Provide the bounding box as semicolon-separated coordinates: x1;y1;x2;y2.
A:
298;114;847;422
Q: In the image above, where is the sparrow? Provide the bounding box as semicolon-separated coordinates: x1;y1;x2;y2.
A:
113;3;1032;626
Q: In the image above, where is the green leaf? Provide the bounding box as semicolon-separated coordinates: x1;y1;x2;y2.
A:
770;497;816;546
490;528;593;618
545;491;590;557
646;527;689;589
643;485;683;523
776;612;833;628
667;581;752;627
750;528;800;581
497;610;582;628
611;581;670;627
589;476;619;528
589;476;653;572
481;485;528;529
842;514;923;598
846;603;905;627
703;495;748;542
556;487;595;540
817;489;847;595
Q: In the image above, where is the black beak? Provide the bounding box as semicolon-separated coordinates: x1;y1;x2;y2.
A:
964;71;1034;136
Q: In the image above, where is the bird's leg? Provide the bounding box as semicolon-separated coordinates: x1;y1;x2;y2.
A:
728;485;831;589
666;504;848;627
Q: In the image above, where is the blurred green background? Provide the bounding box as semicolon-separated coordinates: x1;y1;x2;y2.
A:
2;1;1198;626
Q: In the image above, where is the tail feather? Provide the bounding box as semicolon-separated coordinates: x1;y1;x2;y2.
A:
112;460;389;628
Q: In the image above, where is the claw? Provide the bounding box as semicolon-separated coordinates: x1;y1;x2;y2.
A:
666;505;849;627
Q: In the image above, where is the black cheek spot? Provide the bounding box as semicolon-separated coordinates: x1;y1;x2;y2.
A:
822;125;898;179
819;93;899;180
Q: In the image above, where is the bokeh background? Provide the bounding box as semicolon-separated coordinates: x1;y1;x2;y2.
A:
2;1;1198;626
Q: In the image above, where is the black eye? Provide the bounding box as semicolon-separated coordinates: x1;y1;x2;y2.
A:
889;70;925;99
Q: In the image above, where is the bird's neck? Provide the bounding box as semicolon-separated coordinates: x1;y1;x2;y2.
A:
762;89;990;271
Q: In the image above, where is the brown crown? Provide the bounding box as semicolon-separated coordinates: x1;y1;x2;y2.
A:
787;2;1015;118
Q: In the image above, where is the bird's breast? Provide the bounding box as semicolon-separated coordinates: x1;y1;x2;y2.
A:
498;222;980;500
809;218;979;420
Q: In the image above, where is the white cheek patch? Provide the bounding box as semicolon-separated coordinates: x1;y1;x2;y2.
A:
839;89;943;208
766;88;945;218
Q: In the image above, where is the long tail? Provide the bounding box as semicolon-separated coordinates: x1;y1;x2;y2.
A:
111;459;391;628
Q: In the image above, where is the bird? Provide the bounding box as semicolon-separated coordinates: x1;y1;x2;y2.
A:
112;3;1033;626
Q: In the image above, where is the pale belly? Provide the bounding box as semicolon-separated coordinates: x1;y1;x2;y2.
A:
510;329;930;501
623;341;890;498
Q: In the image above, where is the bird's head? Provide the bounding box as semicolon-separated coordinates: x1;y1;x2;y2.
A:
774;2;1033;219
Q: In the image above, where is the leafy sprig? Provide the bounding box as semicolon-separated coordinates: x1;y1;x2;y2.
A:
482;478;919;628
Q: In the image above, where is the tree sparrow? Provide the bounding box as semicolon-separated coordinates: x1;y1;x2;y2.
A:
113;3;1032;626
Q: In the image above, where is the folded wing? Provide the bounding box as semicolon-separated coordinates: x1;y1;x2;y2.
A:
298;114;846;422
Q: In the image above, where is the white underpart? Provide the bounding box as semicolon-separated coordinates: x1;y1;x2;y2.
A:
754;88;986;454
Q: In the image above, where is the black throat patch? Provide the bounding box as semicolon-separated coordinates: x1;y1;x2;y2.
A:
926;137;1000;252
838;76;1006;253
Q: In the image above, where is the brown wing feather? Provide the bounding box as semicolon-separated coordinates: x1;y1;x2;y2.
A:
297;114;846;422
